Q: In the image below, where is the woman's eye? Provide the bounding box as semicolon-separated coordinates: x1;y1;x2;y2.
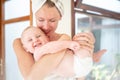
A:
50;19;56;22
39;19;44;22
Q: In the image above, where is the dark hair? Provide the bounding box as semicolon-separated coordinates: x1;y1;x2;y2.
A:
44;0;56;7
44;0;62;16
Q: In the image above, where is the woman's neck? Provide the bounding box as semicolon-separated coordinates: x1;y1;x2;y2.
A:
48;33;61;41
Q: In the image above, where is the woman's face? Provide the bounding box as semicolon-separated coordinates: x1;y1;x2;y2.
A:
35;5;61;36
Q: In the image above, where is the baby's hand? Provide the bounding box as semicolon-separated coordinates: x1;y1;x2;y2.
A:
69;41;80;52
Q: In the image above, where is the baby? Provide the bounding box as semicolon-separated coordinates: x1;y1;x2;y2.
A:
21;26;93;78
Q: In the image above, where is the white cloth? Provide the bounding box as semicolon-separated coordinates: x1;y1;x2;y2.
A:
73;56;93;78
31;0;64;16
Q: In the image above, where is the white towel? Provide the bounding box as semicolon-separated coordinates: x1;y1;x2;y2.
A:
31;0;64;16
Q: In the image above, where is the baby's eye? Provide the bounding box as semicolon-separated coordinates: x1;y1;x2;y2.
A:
36;35;41;38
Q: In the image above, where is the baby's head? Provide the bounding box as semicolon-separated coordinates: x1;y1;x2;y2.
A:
21;26;49;53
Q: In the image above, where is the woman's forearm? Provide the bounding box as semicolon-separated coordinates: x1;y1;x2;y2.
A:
25;49;66;80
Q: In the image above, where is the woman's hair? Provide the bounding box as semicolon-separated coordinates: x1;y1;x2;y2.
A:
44;0;56;7
44;0;63;16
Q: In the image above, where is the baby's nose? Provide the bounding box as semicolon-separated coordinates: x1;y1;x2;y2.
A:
33;38;39;43
33;39;39;46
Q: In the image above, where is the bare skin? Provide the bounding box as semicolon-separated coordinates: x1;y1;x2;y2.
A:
93;49;107;62
73;33;107;62
13;38;66;80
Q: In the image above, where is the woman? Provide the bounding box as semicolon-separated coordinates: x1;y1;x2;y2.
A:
13;0;106;80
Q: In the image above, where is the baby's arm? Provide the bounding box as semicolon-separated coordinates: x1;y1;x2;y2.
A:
34;41;80;61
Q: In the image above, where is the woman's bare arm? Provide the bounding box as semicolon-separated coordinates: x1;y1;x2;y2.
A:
13;38;66;80
13;38;35;78
26;50;66;80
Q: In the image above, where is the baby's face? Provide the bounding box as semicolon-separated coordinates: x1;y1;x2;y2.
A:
21;27;49;53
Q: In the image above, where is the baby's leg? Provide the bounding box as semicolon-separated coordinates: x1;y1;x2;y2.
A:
69;41;91;58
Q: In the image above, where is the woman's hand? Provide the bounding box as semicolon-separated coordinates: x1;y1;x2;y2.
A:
73;32;107;62
73;32;95;54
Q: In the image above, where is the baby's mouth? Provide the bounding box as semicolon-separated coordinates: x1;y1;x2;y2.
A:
34;43;42;48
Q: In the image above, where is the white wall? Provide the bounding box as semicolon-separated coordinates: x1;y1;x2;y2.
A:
56;0;72;37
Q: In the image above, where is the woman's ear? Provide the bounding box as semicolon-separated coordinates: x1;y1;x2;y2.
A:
59;16;62;20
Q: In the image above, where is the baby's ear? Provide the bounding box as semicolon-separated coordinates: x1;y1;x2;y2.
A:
26;49;29;52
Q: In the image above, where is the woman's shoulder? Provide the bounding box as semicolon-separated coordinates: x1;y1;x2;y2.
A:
13;38;21;46
59;34;71;41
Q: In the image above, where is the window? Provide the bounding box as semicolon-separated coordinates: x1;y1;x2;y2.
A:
73;0;120;80
2;0;31;80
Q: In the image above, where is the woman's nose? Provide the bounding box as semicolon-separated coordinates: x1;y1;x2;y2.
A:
42;21;49;30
